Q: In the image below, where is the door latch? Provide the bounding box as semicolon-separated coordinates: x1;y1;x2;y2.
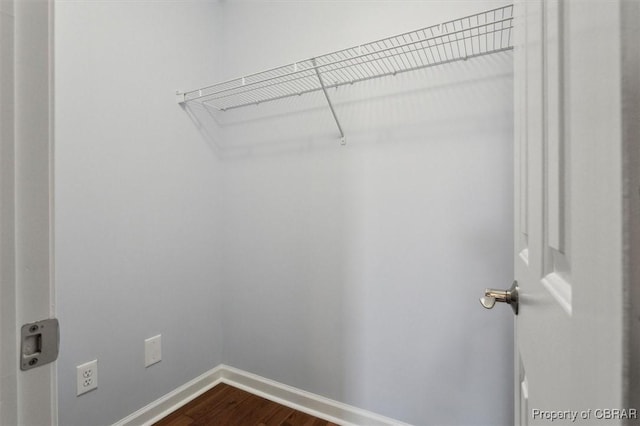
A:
20;318;59;371
479;281;519;315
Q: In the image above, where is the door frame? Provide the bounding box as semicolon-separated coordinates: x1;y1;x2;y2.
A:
0;0;17;423
1;0;57;425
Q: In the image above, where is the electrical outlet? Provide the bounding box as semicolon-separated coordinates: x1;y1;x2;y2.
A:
144;334;161;367
76;359;98;396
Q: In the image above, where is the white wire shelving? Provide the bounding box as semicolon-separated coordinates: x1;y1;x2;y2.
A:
177;4;514;144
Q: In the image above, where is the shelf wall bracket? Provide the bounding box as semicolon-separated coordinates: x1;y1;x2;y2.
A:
176;91;186;104
312;58;346;145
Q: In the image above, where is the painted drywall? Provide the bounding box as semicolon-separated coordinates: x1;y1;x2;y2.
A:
54;2;224;425
217;2;514;425
55;1;514;425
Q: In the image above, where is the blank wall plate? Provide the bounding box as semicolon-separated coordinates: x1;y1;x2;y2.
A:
145;334;161;367
76;359;98;396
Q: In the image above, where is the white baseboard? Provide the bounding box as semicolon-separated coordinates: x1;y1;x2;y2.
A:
112;365;224;426
113;364;411;426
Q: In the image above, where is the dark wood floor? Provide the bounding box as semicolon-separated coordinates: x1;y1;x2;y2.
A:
154;383;340;426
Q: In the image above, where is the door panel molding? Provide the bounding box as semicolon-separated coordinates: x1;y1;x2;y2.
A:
543;0;564;254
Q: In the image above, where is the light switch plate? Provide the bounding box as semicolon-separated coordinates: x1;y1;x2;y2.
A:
144;334;161;367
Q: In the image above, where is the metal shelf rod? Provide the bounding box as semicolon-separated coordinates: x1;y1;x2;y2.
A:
184;16;513;104
201;25;513;111
312;58;345;145
215;45;512;112
182;4;512;101
177;4;514;144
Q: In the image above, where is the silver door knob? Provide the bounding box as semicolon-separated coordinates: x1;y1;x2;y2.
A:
479;281;519;315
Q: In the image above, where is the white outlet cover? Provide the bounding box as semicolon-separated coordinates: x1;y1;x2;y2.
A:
76;359;98;396
144;334;161;367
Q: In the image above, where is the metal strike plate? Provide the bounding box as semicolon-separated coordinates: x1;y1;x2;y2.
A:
20;318;59;371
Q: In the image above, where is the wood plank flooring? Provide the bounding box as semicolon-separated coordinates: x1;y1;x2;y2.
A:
153;383;340;426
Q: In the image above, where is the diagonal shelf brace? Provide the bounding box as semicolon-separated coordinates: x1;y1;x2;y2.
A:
312;58;346;145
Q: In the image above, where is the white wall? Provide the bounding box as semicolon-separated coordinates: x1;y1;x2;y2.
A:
54;1;514;425
217;2;514;425
54;2;223;425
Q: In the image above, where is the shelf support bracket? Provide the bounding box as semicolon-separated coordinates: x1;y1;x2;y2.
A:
312;58;346;145
176;91;186;104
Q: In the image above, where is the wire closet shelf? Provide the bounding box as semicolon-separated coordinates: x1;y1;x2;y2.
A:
177;4;514;142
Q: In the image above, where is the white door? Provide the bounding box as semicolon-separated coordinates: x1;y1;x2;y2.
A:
0;0;57;425
510;1;635;425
